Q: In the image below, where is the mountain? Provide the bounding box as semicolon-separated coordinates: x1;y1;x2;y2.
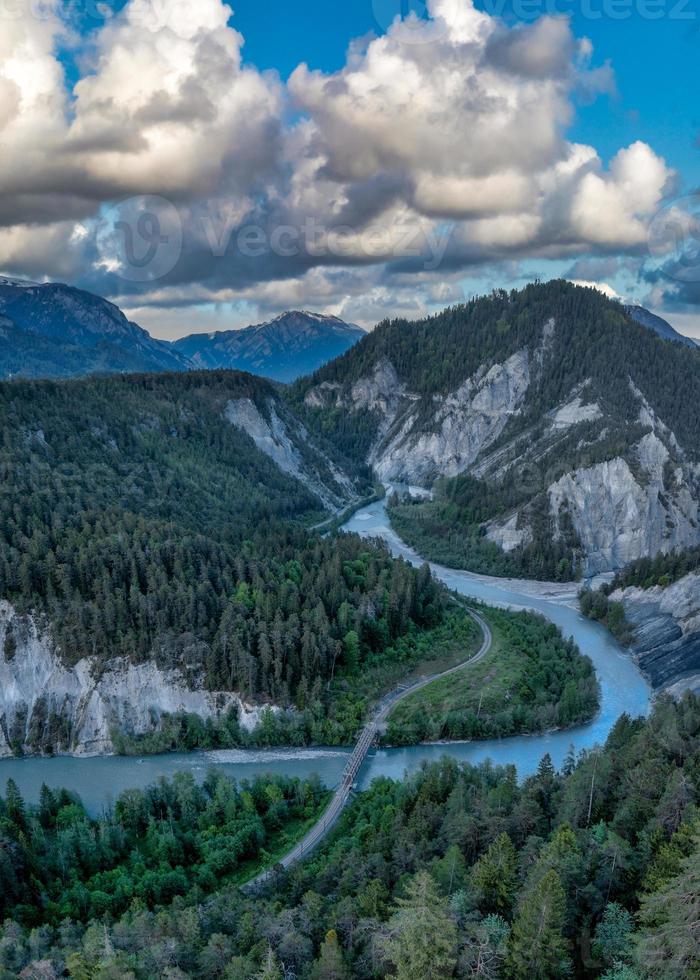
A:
0;278;365;383
0;277;190;379
625;304;697;348
294;280;700;579
173;311;365;382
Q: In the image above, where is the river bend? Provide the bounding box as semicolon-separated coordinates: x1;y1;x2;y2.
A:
0;499;651;814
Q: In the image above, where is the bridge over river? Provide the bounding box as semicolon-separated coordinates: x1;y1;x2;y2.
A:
245;607;492;889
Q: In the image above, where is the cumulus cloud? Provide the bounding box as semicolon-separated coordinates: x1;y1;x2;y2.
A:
0;0;281;230
0;0;683;329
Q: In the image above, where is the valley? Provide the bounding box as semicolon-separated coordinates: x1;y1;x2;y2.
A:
0;348;605;760
2;284;697;980
3;1;699;971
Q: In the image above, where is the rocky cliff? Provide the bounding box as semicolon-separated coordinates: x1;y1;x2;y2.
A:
304;346;535;487
299;283;700;576
609;574;700;694
0;603;267;757
305;346;700;575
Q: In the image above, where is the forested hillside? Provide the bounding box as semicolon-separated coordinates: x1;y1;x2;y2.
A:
0;371;439;712
294;281;700;579
295;280;700;458
1;694;699;978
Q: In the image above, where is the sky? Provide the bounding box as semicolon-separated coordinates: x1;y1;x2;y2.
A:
0;0;698;339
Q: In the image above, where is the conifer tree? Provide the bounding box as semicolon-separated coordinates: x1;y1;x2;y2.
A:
634;835;700;978
380;870;458;980
507;869;571;978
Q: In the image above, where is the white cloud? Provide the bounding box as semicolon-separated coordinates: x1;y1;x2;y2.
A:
569;279;621;299
569;142;673;247
0;0;281;228
0;0;683;328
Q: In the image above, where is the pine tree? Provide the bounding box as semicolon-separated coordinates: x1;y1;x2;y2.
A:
5;778;25;827
471;833;518;914
311;930;349;980
254;946;283;980
592;903;634;969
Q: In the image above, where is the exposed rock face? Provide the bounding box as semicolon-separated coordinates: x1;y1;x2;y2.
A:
306;350;533;486
548;434;700;575
485;513;533;553
373;350;532;485
551;396;602;429
0;603;268;757
224;397;355;511
304;318;700;574
610;573;700;693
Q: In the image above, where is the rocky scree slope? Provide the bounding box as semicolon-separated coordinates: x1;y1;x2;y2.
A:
294;281;700;578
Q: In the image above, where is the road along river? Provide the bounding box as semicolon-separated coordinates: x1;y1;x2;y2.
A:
0;499;651;818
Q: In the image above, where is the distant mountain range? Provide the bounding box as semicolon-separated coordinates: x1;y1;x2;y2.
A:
0;277;189;379
0;277;364;382
0;276;695;388
173;311;365;383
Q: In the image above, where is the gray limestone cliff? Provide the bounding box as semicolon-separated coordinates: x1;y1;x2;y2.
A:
0;602;269;757
609;573;700;695
304;317;700;575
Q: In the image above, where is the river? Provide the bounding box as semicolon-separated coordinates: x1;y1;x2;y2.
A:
0;499;652;814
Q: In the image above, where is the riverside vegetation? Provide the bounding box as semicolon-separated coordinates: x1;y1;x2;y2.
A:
1;695;699;978
383;604;599;745
114;603;599;754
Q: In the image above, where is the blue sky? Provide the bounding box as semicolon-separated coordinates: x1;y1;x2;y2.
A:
6;0;700;337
